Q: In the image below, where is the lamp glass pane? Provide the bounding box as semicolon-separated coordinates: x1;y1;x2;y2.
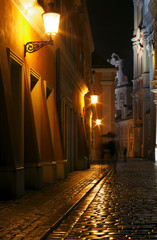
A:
91;95;98;104
43;12;60;35
96;119;101;125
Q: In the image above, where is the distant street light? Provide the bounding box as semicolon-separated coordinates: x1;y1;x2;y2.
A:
96;119;101;125
90;95;98;104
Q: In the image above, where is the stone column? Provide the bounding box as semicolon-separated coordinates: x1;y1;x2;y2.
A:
133;94;140;157
142;91;150;158
132;40;138;81
146;43;154;82
143;32;149;74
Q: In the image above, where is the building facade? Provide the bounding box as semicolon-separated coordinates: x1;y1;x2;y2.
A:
84;64;117;161
114;0;157;160
132;0;157;159
0;0;93;198
107;53;134;158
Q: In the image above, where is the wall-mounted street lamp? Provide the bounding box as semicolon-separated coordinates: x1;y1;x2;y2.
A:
24;0;60;56
83;94;98;113
90;95;98;104
96;119;101;126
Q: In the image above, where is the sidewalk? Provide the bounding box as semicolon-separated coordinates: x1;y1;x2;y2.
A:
0;163;112;240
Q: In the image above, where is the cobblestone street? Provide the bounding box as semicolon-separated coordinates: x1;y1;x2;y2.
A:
0;164;111;240
48;159;157;240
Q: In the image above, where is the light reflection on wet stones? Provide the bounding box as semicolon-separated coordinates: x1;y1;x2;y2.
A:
48;162;157;239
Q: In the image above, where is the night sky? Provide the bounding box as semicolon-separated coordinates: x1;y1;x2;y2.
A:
86;0;134;79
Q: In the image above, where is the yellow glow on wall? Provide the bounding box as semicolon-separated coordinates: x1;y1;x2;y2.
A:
27;6;44;22
90;113;93;128
81;94;85;111
23;0;36;10
12;0;44;35
26;7;36;17
82;87;89;97
81;88;89;112
153;49;156;75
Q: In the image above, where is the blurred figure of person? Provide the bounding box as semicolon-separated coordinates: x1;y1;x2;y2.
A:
123;147;127;162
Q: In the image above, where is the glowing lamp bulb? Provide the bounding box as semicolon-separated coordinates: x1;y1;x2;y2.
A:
43;12;60;35
91;95;98;104
96;119;101;125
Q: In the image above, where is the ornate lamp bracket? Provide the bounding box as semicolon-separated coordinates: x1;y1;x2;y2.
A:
24;40;53;57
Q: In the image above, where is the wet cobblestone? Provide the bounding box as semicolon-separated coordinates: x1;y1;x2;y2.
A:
48;160;157;240
0;164;110;239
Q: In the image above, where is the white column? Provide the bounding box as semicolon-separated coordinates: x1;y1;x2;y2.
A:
143;33;149;74
132;41;138;81
146;43;154;84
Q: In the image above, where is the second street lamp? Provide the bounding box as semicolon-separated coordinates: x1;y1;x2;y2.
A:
96;119;101;126
90;95;98;104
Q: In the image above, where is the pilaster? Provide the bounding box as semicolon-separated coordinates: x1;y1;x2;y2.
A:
146;43;154;83
24;163;43;189
42;161;57;183
56;160;68;179
142;90;150;158
132;38;138;80
142;32;149;73
0;167;24;199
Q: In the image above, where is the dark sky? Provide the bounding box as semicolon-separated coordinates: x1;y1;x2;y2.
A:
86;0;134;61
